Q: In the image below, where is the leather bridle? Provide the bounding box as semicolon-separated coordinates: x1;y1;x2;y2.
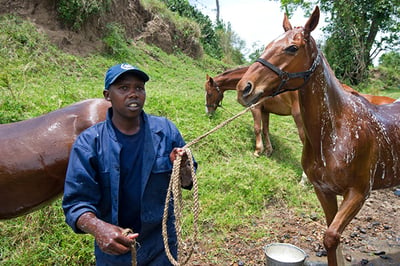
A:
205;84;223;108
255;53;321;97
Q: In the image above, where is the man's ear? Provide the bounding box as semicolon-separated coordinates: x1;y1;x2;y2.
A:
103;90;111;101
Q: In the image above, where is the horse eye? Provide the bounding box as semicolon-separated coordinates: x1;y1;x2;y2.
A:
285;45;298;54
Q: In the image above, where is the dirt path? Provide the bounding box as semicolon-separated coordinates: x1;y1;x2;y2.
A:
190;188;400;265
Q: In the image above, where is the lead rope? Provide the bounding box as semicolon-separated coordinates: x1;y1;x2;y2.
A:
161;96;270;266
122;228;137;266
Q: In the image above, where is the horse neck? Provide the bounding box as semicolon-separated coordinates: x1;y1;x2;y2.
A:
215;67;249;92
298;55;348;140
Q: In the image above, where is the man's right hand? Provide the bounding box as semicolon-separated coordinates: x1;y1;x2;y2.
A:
76;212;139;255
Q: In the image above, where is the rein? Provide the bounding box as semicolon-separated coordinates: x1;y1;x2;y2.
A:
161;96;270;265
256;53;320;97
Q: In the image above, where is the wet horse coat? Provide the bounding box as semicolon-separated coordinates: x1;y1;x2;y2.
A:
0;99;110;219
236;6;400;266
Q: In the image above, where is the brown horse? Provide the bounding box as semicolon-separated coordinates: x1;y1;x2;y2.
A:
236;6;400;266
205;68;395;157
0;98;110;219
205;67;303;157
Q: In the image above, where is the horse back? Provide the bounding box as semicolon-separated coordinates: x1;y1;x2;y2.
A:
0;98;109;219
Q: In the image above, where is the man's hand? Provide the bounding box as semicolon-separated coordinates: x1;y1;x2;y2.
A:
77;212;139;255
170;148;193;188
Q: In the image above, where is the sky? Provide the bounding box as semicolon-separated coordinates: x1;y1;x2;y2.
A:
188;0;326;58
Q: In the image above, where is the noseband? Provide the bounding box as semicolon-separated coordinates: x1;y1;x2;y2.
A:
255;53;321;96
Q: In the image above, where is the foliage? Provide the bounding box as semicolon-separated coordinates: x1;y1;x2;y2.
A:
215;22;246;65
159;0;223;59
278;0;400;85
102;22;131;60
375;51;400;89
57;0;111;31
159;0;246;64
248;41;265;62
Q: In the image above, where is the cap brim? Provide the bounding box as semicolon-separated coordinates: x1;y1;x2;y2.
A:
110;69;149;85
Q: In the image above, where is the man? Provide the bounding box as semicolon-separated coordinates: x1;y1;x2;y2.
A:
62;63;195;265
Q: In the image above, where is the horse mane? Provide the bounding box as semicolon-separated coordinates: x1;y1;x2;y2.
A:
220;66;248;77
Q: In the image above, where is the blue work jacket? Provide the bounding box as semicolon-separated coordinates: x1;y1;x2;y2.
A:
62;109;196;265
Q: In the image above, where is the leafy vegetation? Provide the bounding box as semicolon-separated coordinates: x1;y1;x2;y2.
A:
159;0;246;64
57;0;111;30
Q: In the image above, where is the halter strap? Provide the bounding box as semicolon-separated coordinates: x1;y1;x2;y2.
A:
205;82;224;108
256;53;321;96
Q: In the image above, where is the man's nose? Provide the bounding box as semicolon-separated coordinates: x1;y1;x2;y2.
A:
128;88;138;97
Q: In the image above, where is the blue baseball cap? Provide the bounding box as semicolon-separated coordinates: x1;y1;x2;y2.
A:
104;63;150;90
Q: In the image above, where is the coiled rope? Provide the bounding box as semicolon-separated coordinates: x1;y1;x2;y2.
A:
161;97;269;266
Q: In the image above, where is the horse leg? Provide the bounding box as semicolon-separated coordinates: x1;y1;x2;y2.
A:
312;188;339;265
316;188;366;266
260;110;273;156
251;108;264;157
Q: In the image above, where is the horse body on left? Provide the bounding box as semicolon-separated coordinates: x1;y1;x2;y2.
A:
0;98;110;219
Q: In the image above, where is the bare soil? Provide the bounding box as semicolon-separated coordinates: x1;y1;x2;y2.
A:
0;0;202;58
190;188;400;265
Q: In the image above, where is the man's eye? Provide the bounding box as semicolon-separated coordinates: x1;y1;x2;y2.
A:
136;87;145;91
119;86;129;91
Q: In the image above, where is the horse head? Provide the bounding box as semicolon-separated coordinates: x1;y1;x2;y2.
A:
205;74;224;116
237;6;320;107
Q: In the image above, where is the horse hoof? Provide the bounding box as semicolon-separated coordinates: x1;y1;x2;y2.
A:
265;150;273;157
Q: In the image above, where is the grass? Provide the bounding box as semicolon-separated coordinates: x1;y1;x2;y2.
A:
0;14;399;265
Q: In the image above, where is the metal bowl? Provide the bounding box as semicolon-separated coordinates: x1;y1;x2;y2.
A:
264;243;307;266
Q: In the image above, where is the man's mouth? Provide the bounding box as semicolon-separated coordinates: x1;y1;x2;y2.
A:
127;102;140;108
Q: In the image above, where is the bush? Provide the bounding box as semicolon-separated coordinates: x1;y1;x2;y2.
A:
57;0;110;30
102;23;130;60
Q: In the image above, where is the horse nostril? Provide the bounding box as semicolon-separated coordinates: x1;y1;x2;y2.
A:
243;82;252;97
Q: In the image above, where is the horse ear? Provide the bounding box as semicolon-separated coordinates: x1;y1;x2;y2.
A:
304;6;320;37
283;13;292;32
206;74;210;80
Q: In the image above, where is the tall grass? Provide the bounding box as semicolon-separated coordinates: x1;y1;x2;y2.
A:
0;14;399;265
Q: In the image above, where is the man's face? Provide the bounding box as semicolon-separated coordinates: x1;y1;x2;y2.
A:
104;72;146;120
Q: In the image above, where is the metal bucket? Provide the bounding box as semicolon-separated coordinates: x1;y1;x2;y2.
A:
264;243;307;266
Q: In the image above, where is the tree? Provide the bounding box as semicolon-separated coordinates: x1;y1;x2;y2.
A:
278;0;400;84
215;0;220;23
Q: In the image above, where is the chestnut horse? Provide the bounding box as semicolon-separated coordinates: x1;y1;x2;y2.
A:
205;67;303;157
236;6;400;265
0;98;110;219
205;68;394;157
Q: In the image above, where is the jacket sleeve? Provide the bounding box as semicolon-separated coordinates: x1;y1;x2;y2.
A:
62;132;102;233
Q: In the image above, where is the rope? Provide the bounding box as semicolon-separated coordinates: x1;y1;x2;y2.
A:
161;96;269;265
122;228;137;266
162;149;198;265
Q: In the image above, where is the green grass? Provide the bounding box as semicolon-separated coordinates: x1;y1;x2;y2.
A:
0;14;399;265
